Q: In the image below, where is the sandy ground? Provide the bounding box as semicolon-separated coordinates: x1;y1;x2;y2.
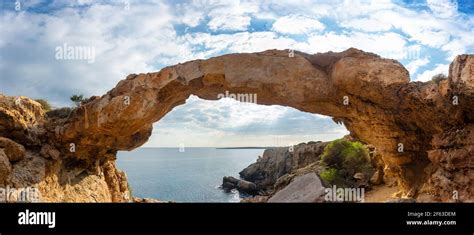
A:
365;184;399;202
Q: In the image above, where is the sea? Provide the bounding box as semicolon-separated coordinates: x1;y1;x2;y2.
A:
116;148;264;202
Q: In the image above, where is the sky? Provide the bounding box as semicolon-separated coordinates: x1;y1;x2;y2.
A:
1;0;473;147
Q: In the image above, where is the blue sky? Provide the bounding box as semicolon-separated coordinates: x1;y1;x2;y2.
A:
1;0;473;147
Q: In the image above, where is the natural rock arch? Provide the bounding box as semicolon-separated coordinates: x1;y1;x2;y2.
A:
54;48;472;201
1;48;471;202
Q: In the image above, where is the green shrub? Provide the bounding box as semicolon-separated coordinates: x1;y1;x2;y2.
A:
34;99;52;112
319;168;338;185
320;139;372;186
431;73;447;85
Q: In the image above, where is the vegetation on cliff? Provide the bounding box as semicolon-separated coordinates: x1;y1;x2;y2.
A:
319;139;372;187
431;73;447;85
70;94;85;107
34;99;52;112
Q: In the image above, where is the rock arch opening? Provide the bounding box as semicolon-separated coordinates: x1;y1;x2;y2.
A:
116;95;349;201
132;95;349;148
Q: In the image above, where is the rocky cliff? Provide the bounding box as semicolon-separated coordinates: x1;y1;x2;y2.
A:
0;96;131;202
236;138;382;202
0;48;472;202
239;141;328;191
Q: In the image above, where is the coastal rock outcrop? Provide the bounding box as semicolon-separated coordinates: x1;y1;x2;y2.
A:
239;141;328;191
0;95;131;202
1;48;473;202
267;173;325;203
221;176;258;194
237;139;378;202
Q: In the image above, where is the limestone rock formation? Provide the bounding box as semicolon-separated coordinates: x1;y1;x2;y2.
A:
240;141;328;191
221;176;258;194
238;139;380;202
0;95;131;202
0;48;472;202
267;173;325;203
0;149;12;185
0;137;25;162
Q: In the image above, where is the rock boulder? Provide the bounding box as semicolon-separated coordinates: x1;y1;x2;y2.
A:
268;173;325;203
0;149;12;185
0;137;26;162
222;176;258;194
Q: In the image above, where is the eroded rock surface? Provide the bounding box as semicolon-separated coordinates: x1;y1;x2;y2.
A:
0;95;131;202
0;48;472;202
240;141;328;190
0;137;25;162
221;176;258;194
267;173;325;203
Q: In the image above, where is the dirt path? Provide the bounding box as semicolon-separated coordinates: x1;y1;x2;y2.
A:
365;184;398;202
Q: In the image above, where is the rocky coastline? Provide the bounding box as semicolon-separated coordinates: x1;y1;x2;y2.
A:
221;138;392;202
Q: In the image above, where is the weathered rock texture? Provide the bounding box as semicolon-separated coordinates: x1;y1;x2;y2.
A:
267;173;325;203
0;48;472;202
239;141;328;191
0;96;131;202
238;139;377;202
221;176;258;194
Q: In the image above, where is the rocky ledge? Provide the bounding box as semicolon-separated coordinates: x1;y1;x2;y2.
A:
0;48;472;202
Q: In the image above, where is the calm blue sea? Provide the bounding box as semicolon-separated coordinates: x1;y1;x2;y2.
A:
116;148;263;202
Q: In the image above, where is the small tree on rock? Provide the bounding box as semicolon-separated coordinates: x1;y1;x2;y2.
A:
70;94;85;107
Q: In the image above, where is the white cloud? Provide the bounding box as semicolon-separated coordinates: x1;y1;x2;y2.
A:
170;2;206;27
309;0;395;19
441;37;474;61
0;2;193;106
369;10;452;48
427;0;459;18
144;96;345;147
205;0;259;31
416;63;450;82
184;96;289;129
406;57;430;76
182;31;298;55
304;31;408;59
207;14;251;31
341;18;392;32
327;1;473;57
272;15;325;34
228;32;297;52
